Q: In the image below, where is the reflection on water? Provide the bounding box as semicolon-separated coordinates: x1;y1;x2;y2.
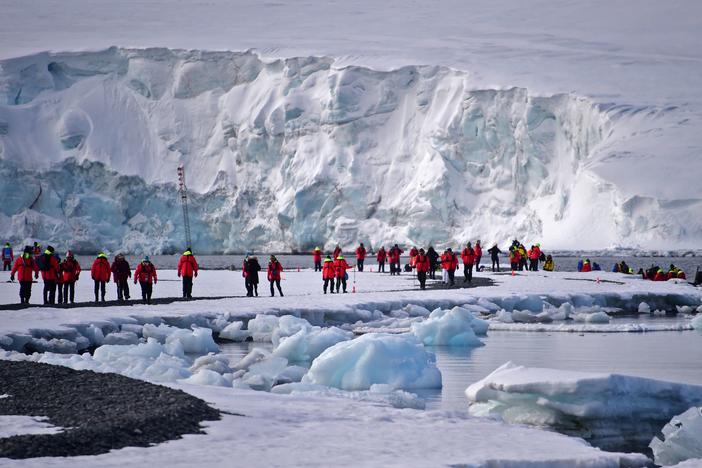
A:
220;327;702;413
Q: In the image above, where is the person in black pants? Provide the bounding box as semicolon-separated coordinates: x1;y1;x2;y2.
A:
488;244;502;272
245;255;261;297
427;246;439;279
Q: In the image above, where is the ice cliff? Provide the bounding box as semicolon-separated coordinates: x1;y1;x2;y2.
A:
0;47;699;253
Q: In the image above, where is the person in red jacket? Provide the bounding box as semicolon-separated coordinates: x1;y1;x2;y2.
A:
2;242;13;271
312;247;322;272
38;246;60;305
134;256;157;304
581;259;592;273
11;246;39;304
388;244;404;276
408;246;419;269
267;255;284;296
322;255;335;294
528;246;540;271
376;246;387;273
415;249;430;290
474;240;482;272
91;252;111;302
355;243;367;272
60;251;81;304
177;248;199;299
461;242;475;283
334;255;351;293
111;253;132;302
333;245;342;260
509;248;522;272
441;248;457;286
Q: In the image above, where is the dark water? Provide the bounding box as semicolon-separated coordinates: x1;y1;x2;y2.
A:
73;254;702;274
219;320;702;413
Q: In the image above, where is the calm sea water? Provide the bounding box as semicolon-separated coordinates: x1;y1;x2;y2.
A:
219;318;702;413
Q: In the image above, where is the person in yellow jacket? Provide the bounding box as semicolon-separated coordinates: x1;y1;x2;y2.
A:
543;255;555;271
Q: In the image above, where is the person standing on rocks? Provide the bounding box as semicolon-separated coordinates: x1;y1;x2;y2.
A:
2;242;13;271
415;248;430;290
245;255;261;297
376;246;387;273
10;246;39;304
134;256;157;304
60;251;81;304
355;243;367;272
312;247;322;272
111;253;132;302
91;253;111;302
178;248;199;299
38;246;60;305
267;255;284;297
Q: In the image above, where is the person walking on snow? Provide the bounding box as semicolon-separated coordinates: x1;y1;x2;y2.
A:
408;246;419;269
111;253;132;301
441;248;457;286
244;255;261;297
528;246;540;272
355;243;367;272
38;246;60;305
461;242;475;283
322;255;335;294
488;244;501;272
11;246;39;304
334;255;351;293
474;241;482;271
178;248;199;299
312;247;322;272
415;248;430;290
91;253;111;302
389;244;404;275
54;250;64;305
376;246;387;273
60;251;81;304
427;246;439;279
2;243;13;271
509;247;521;272
134;256;157;304
267;255;284;296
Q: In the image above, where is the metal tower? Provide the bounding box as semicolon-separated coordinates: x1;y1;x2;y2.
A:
177;165;192;249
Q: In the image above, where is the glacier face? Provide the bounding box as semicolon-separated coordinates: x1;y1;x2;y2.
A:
0;47;699;253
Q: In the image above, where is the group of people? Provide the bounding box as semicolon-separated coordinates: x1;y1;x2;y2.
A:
5;242;198;305
241;255;285;297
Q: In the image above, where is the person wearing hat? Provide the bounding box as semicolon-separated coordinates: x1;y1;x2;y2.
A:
177;247;199;299
60;251;81;304
376;246;387;273
267;255;284;297
38;246;60;305
333;255;351;293
134;256;157;304
91;252;111;302
322;255;335;294
355;243;367;272
10;246;39;304
312;247;322;272
2;242;13;271
111;253;132;302
244;254;261;297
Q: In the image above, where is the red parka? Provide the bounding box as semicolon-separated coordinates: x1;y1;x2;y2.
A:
267;261;283;281
474;244;482;258
322;259;335;280
313;249;322;263
91;256;111;282
355;246;366;260
376;248;387;263
461;247;475;265
134;262;158;284
39;254;60;282
334;257;350;278
61;258;81;282
11;255;39;282
178;252;199;277
441;252;457;270
581;261;592;273
416;254;430;273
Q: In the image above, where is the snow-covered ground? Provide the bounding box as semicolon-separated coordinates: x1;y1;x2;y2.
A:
2;268;701;465
1;1;701;251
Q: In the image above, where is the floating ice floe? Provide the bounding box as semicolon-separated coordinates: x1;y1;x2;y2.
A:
691;315;702;331
303;333;442;391
410;306;487;347
465;361;702;453
650;407;702;466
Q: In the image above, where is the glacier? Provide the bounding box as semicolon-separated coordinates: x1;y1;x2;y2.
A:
0;47;700;252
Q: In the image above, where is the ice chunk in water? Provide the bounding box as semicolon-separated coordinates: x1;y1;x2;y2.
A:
303;333;442;391
650;407;702;466
219;321;249;341
410;307;485;347
272;326;352;362
181;369;231;387
165;328;219;354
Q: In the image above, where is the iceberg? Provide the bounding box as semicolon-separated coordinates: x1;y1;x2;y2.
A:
466;362;702;453
650;407;702;466
410;306;486;347
303;333;442;391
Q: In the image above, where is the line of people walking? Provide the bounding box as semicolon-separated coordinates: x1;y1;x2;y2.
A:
6;243;198;305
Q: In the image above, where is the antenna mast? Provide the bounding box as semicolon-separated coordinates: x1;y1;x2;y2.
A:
177;165;192;249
